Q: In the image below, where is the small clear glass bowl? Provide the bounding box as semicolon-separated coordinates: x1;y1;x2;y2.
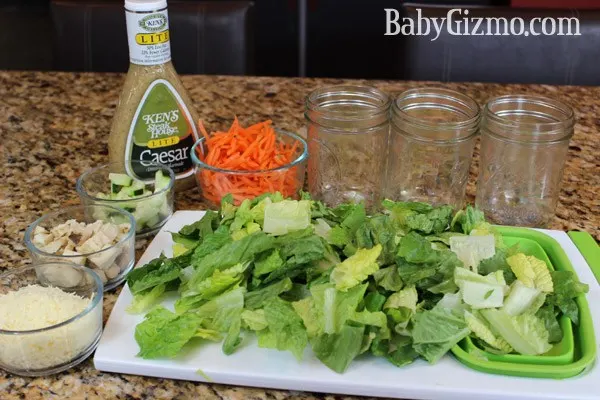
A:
0;263;103;376
76;161;175;238
24;205;135;291
191;129;308;208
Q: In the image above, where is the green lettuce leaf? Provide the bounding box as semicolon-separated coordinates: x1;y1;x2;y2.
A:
135;307;204;359
546;270;589;324
329;225;352;248
503;280;543;316
331;245;381;291
176;262;249;313
507;253;554;293
127;252;191;295
449;235;496;272
334;202;366;233
127;284;166;314
435;292;467;312
190;231;275;283
241;309;268;331
480;308;552;355
412;308;470;364
219;194;237;225
536;305;563;343
263;200;312;235
292;283;367;336
454;267;507;309
366;215;398;265
373;266;404;292
450;205;485;235
364;291;387;312
397;232;441;264
313;218;332;240
310;324;365;373
245;277;293;310
383;335;420;367
384;285;418;312
179;210;219;239
351;310;390;339
256;297;308;360
170;233;199;252
253;249;284;277
195;286;245;333
478;245;519;284
465;310;512;353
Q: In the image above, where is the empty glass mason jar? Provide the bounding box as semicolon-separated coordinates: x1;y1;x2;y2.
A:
305;85;391;211
476;95;574;227
385;88;480;209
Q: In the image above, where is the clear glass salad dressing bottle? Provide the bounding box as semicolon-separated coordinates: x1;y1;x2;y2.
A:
109;0;200;190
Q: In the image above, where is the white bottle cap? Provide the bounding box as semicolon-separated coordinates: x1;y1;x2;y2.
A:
125;0;167;12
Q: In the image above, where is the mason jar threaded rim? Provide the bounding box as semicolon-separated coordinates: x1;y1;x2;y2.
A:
391;88;480;144
482;95;574;144
305;85;391;133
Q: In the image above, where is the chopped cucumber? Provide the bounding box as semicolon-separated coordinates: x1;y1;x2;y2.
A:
114;190;133;201
97;170;172;232
109;173;133;187
124;180;145;197
111;183;123;194
154;170;171;193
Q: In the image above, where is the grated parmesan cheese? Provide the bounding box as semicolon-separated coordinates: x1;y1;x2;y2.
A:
0;285;102;371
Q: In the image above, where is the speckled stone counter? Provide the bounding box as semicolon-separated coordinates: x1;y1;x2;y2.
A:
0;71;598;400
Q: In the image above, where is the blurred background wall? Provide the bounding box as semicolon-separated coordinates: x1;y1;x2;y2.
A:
2;0;599;85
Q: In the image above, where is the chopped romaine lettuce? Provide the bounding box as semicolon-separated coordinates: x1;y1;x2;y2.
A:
507;253;554;292
330;245;381;291
449;235;496;272
464;310;512;353
503;280;543;316
263;200;312;235
454;267;507;309
480;308;552;355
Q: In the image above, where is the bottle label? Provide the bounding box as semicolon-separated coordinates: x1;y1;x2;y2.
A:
125;7;171;65
125;79;199;180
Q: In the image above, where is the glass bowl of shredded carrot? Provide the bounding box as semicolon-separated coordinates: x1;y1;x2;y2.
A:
191;118;308;207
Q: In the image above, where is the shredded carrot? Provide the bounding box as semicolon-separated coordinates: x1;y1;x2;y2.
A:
196;118;302;205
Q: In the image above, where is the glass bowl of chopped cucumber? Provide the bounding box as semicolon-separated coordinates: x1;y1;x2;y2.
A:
0;262;103;376
24;205;136;291
76;161;175;238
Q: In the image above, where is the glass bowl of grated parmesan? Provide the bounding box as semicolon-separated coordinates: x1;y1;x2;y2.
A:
0;262;103;376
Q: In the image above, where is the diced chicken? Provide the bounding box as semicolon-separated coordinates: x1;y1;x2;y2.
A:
116;223;131;239
105;265;121;280
62;249;86;265
77;230;112;254
33;232;53;247
51;220;74;238
34;226;49;235
71;220;86;235
64;240;76;252
99;223;119;243
94;268;107;284
88;245;121;270
89;220;104;234
42;237;68;254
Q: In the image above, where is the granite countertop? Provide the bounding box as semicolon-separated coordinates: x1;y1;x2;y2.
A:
0;71;598;399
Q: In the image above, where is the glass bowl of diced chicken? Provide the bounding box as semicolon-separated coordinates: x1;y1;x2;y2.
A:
24;205;135;291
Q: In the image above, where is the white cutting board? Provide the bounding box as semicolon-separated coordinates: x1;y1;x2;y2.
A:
94;211;600;400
